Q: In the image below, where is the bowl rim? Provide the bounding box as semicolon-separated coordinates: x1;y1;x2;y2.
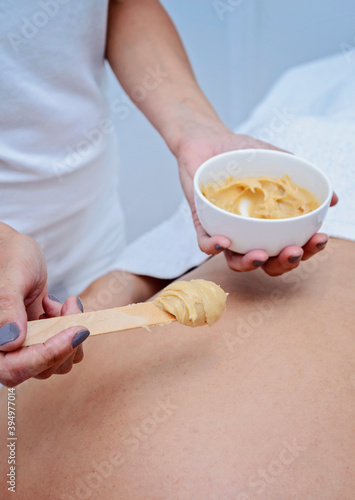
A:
193;149;333;224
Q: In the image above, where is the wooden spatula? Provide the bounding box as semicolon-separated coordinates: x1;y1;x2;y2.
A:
23;302;176;346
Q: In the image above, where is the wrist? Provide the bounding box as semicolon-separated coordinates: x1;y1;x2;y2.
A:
166;107;227;158
159;93;228;158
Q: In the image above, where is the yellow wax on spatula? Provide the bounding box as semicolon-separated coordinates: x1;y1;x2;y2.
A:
23;280;228;346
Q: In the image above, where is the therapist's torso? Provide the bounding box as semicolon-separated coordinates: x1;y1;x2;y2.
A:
0;1;126;299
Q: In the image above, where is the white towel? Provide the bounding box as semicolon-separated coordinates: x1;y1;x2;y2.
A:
238;51;355;242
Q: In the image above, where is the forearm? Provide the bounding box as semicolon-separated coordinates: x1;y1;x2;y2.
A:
106;0;227;156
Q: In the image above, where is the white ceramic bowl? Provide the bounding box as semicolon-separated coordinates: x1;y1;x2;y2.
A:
193;149;332;256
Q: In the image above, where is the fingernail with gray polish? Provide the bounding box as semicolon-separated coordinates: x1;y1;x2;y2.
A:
316;241;328;250
72;329;90;349
0;323;20;346
77;296;84;313
288;255;302;264
253;260;266;267
215;245;226;251
48;294;62;304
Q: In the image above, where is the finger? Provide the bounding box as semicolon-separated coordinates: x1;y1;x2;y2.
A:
301;234;328;261
35;351;76;379
26;287;47;321
73;345;84;364
34;295;86;378
194;219;231;255
61;295;84;316
262;246;304;277
55;353;76;374
0;326;90;387
42;294;63;318
35;345;85;380
43;294;83;318
61;297;85;365
188;196;231;255
224;249;269;272
330;192;338;206
0;287;28;352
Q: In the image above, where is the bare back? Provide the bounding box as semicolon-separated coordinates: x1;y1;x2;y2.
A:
0;238;354;499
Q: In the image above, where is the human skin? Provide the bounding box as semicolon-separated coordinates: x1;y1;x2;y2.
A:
0;237;354;499
0;223;88;386
79;271;170;312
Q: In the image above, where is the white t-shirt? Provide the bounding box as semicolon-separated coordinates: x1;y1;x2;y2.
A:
0;0;126;299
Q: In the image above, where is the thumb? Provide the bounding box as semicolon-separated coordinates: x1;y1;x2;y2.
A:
0;287;28;352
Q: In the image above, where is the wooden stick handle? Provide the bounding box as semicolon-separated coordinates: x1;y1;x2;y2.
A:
23;302;175;346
